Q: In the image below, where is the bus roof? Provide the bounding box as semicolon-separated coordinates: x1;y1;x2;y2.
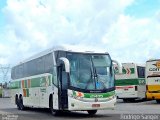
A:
15;45;109;66
121;62;145;67
146;59;160;62
16;46;65;66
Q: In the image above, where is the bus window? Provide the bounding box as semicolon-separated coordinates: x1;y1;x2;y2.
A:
137;66;145;78
36;57;45;74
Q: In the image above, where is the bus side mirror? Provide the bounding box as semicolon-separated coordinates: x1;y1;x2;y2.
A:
59;57;70;73
112;59;122;74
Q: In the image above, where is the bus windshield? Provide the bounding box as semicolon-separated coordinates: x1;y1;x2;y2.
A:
67;53;114;91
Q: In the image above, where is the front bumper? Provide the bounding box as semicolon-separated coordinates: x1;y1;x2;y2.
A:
68;96;116;111
146;92;160;100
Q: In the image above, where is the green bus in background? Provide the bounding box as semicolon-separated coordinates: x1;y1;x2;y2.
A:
114;63;146;102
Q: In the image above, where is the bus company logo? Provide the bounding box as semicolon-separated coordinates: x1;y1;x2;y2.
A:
90;94;103;98
154;61;160;68
150;61;160;71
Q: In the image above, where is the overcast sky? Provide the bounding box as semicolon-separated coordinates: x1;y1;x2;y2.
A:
1;0;160;66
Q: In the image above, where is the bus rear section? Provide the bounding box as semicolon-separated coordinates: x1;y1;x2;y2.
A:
146;59;160;103
115;63;146;102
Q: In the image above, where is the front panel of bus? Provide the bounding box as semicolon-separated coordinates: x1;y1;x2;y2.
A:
146;60;160;100
55;51;116;111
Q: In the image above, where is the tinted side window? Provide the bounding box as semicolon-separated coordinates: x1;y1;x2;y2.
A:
11;67;15;79
27;60;37;76
37;57;45;74
23;63;28;77
12;65;22;79
19;65;23;78
15;66;19;79
12;53;55;79
28;61;33;76
137;66;145;78
45;53;54;73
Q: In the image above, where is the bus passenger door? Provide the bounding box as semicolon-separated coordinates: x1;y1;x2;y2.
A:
58;65;68;110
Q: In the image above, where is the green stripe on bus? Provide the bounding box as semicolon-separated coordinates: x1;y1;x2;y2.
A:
26;89;29;97
115;78;145;86
38;76;51;86
0;88;2;97
84;91;115;98
25;80;27;88
49;76;51;86
72;90;115;98
10;75;52;89
30;77;41;87
10;81;21;89
30;76;51;87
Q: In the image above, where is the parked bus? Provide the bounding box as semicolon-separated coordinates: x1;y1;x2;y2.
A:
146;59;160;103
115;63;146;102
10;46;116;115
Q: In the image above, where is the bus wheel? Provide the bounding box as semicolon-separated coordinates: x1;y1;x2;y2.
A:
15;95;18;105
87;110;97;115
156;100;160;103
123;99;128;102
128;99;135;102
18;96;25;110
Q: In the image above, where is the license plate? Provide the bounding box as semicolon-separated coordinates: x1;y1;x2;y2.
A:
92;104;100;107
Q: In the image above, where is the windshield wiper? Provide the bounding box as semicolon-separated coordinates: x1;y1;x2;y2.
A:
93;67;107;89
93;67;98;78
84;67;94;89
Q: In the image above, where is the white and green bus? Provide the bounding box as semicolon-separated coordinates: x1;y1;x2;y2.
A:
115;63;146;102
10;47;116;115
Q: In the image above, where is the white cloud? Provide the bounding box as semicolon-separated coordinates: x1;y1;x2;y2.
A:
3;0;160;66
102;14;160;63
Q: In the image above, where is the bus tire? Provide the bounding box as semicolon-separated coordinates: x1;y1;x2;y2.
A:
15;94;18;105
123;99;128;102
87;110;97;115
156;100;160;103
128;98;135;102
17;95;25;110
